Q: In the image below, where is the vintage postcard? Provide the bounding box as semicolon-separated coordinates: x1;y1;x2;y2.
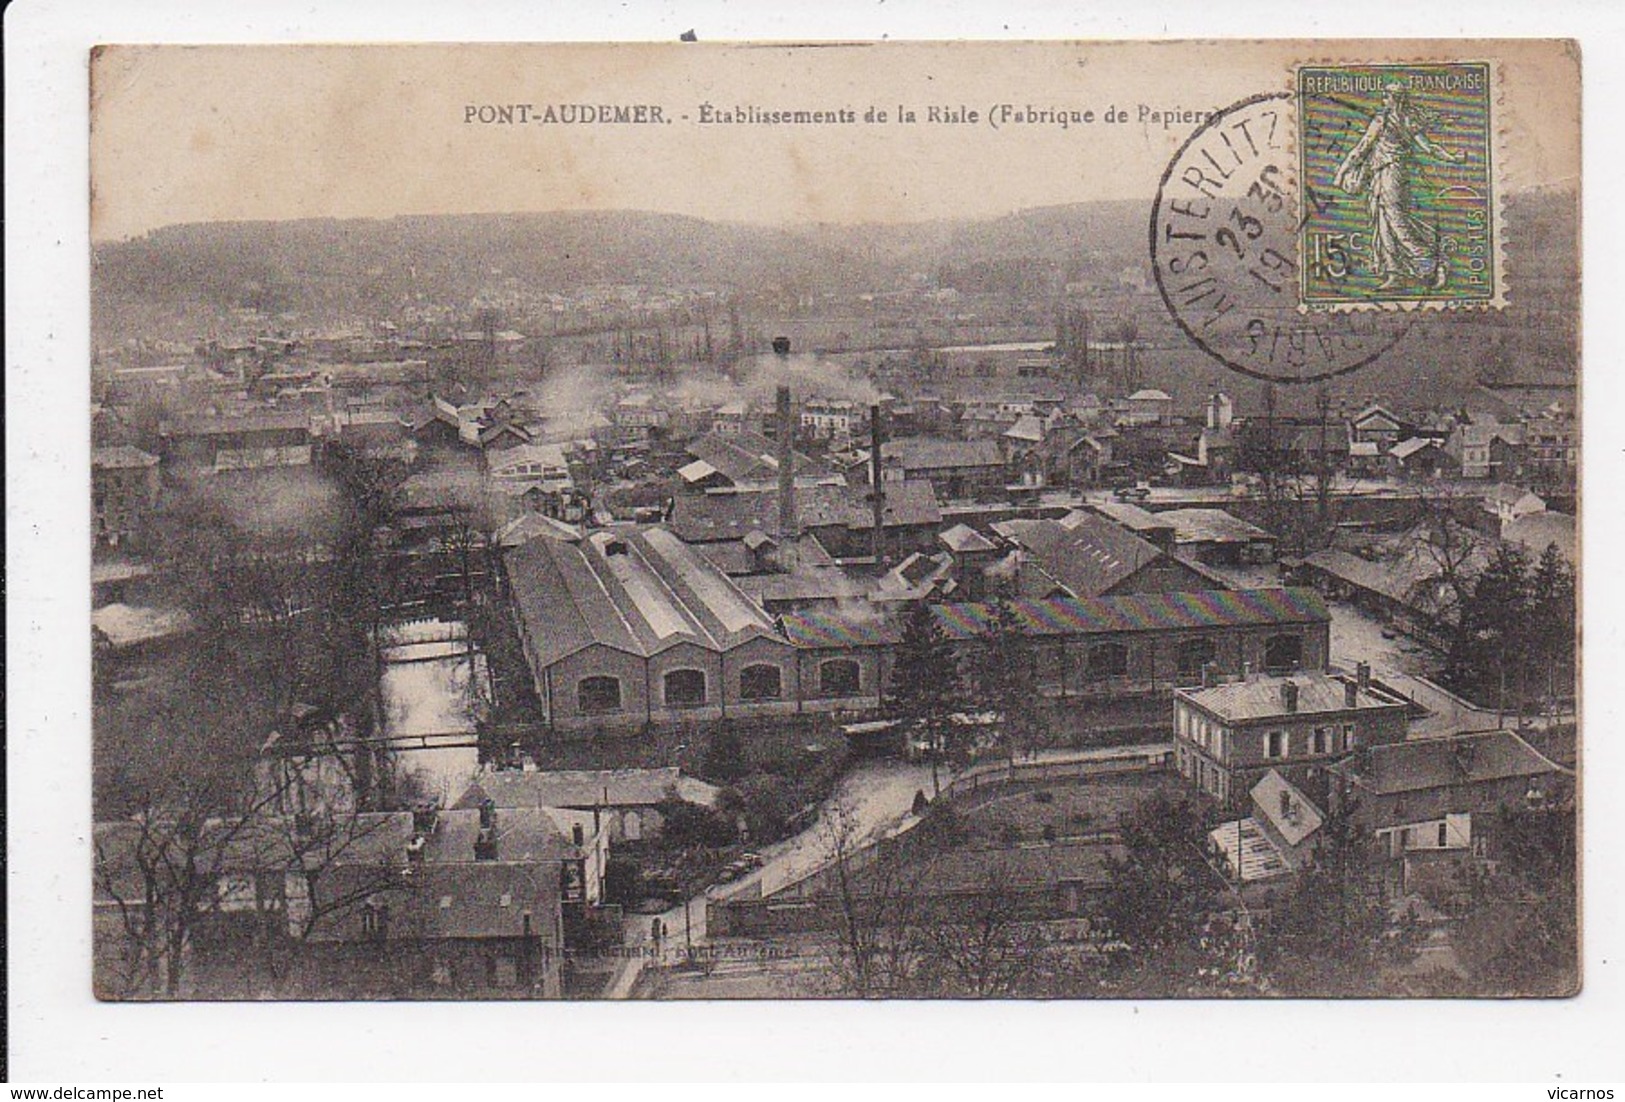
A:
87;39;1579;1003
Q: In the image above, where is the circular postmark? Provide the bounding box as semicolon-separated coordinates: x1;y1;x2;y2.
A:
1150;91;1413;384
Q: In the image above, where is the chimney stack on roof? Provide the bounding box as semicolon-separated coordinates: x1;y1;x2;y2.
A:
1344;678;1359;709
1281;680;1300;713
1356;661;1372;692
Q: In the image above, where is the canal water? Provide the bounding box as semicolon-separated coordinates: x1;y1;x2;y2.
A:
378;619;488;806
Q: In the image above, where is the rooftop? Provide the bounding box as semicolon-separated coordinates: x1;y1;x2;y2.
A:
938;522;998;554
1150;508;1275;546
880;436;1005;472
505;525;780;668
1330;730;1568;796
928;587;1327;642
993;511;1166;598
1177;670;1402;723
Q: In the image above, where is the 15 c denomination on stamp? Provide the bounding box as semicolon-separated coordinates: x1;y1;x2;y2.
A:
1298;61;1499;309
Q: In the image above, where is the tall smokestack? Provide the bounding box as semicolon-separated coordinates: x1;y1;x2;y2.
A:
870;403;886;565
775;383;797;541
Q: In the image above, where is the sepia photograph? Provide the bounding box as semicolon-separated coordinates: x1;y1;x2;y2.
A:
80;37;1579;1009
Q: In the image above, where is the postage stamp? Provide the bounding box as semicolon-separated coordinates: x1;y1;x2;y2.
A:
1297;61;1499;309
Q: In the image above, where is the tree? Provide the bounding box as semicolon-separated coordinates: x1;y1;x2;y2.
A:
911;858;1053;997
1456;544;1533;721
817;801;927;997
700;723;750;784
974;598;1046;762
885;601;966;794
1257;801;1420;995
1443;804;1577;996
1099;792;1222;987
1528;542;1577;710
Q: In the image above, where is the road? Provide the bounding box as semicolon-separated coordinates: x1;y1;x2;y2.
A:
1327;596;1573;736
605;757;937;994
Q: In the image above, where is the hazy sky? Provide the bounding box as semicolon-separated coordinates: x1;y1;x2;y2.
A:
90;40;1578;241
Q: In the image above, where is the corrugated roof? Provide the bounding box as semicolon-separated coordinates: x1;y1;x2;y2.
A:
780;607;901;649
506;525;782;667
1179;671;1400;723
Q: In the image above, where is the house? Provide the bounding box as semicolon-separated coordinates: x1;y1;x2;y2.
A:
1327;729;1569;866
1174;667;1411;809
1119;388;1174;426
711;401;750;437
1386;437;1451;479
1291;530;1495;651
93;803;604;1000
991;511;1214;600
1480;483;1546;529
801;397;860;441
1208;769;1326;884
1521;404;1578;491
669;481;942;560
866;437;1007;501
1350;404;1408;453
487;442;572;488
454;767;722;843
92;445;161;548
1446;414;1525;480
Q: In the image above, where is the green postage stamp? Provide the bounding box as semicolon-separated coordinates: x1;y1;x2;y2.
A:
1298;62;1498;308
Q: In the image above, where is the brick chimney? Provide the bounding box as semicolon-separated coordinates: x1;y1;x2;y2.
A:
1344;678;1359;709
870;403;886;564
1356;661;1371;692
775;384;797;543
1281;680;1300;713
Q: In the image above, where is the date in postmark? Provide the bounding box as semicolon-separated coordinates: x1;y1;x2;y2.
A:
1298;62;1498;308
1151;92;1414;384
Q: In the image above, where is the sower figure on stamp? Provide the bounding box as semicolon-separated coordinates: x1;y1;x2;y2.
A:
1334;81;1460;290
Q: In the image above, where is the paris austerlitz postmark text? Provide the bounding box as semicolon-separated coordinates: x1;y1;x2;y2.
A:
1150;92;1413;385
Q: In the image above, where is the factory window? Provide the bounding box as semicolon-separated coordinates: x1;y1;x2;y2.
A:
819;659;861;697
663;669;707;707
577;676;623;715
1264;633;1304;673
739;663;783;701
1176;638;1217;680
1086;642;1130;680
